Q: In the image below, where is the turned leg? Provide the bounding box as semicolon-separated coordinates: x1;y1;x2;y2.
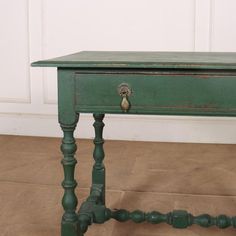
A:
92;113;106;205
60;116;81;236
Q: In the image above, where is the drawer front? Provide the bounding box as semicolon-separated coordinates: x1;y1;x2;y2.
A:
75;72;236;116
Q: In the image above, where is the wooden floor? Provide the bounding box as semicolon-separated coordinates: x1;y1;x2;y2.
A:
1;135;236;235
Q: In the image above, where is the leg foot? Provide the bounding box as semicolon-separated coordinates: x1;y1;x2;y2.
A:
61;220;82;236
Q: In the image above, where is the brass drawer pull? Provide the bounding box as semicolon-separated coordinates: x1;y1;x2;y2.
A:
117;83;132;112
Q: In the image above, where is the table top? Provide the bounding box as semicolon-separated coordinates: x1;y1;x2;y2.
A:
31;51;236;70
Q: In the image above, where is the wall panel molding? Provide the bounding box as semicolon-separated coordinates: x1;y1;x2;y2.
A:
209;0;215;52
0;0;31;104
28;0;45;107
194;0;212;51
0;97;30;104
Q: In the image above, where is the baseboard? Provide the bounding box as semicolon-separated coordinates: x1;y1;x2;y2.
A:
1;113;236;144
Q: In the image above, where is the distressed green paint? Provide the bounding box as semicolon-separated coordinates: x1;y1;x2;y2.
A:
32;51;236;70
58;68;82;235
58;68;78;125
77;183;109;234
75;71;236;116
77;204;236;230
111;209;236;229
60;122;81;236
92;114;105;204
32;51;236;235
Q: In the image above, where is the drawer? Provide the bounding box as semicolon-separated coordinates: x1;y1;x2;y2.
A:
75;71;236;116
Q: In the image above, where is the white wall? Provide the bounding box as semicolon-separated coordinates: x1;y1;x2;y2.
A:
1;0;236;143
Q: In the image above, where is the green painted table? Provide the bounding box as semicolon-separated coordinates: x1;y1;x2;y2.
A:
32;51;236;235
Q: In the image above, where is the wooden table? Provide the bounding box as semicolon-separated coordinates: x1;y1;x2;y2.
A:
32;51;236;235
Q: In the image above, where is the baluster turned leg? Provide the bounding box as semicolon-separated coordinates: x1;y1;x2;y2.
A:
60;118;81;236
92;114;106;205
